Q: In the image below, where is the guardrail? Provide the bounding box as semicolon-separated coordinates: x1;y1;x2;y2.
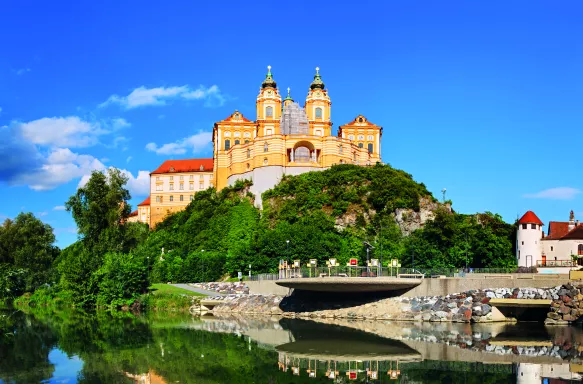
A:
536;260;577;267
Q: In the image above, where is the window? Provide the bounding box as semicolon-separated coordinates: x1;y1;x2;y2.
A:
315;107;322;119
267;129;273;135
156;185;162;191
180;176;184;180
225;131;231;137
235;139;240;145
209;174;213;179
264;158;268;165
522;223;527;230
189;175;194;180
358;143;363;148
190;195;194;201
518;250;520;259
264;143;268;152
339;145;343;154
247;148;251;158
579;244;583;256
169;184;174;191
551;246;554;251
156;196;161;203
189;183;194;190
348;135;354;140
266;106;273;117
244;140;249;144
368;135;374;140
368;143;373;153
199;175;204;180
169;176;173;181
179;183;184;190
521;241;524;245
531;224;537;229
353;152;357;161
180;195;184;202
225;139;231;150
358;135;364;140
156;177;160;181
244;132;250;138
169;195;174;202
199;182;204;189
247;163;250;170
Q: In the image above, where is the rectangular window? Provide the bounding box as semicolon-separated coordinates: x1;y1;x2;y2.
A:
189;175;194;180
156;196;161;203
180;176;184;180
225;139;231;150
170;176;173;181
190;195;194;201
531;224;536;229
156;185;162;191
199;175;204;180
180;195;184;201
179;183;184;190
210;174;213;179
551;246;554;251
169;195;173;202
521;241;524;245
199;182;204;189
169;184;174;191
156;177;160;181
368;143;373;153
521;223;527;230
189;183;194;190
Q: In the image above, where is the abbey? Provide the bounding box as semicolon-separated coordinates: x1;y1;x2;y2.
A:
133;67;383;227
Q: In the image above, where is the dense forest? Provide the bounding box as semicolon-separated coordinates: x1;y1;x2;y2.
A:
0;164;516;307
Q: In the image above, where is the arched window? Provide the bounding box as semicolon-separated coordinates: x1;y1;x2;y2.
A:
264;143;268;152
235;139;240;145
358;142;363;148
266;106;273;117
367;143;373;153
247;148;251;158
294;147;311;163
579;244;583;256
224;139;230;150
263;158;268;165
315;107;323;119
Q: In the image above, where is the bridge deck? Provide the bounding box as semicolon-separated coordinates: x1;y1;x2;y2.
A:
276;277;422;293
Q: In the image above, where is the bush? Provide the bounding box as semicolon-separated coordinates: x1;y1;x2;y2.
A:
94;252;149;307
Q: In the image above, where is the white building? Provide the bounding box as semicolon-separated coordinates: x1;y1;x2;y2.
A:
517;210;583;268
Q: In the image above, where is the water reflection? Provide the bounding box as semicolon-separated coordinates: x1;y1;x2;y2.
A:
2;309;583;383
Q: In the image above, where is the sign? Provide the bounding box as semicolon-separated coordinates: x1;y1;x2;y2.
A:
348;371;357;380
293;260;301;268
309;259;317;266
237;271;242;280
349;258;358;266
370;259;379;267
391;259;400;267
328;258;337;266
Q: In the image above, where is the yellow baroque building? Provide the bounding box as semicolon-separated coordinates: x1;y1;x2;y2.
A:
143;66;383;227
212;66;382;207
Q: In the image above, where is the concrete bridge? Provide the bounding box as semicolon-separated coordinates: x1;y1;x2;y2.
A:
276;276;423;293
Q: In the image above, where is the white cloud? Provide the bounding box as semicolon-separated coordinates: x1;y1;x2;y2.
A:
15;68;31;75
77;167;150;197
13;148;107;191
126;156;132;163
145;131;212;155
524;187;581;200
16;116;107;148
37;211;48;217
99;85;226;109
53;206;66;211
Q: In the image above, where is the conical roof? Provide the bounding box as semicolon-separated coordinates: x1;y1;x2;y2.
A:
518;211;544;225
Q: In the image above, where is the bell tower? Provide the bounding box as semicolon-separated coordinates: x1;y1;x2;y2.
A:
256;65;282;137
305;67;332;137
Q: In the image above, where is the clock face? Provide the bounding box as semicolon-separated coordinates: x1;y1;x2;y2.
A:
316;92;321;97
267;90;272;96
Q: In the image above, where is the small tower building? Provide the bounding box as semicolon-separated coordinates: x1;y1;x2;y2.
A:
516;211;544;267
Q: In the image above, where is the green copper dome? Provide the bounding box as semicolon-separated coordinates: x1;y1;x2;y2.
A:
284;87;293;102
261;65;277;89
310;67;325;90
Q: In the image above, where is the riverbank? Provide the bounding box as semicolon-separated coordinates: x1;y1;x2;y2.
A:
199;284;583;324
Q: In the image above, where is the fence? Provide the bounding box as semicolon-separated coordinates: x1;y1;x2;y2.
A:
244;273;279;281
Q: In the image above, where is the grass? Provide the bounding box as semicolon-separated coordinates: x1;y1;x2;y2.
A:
149;283;205;297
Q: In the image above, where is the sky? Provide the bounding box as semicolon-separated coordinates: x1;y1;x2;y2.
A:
0;1;582;247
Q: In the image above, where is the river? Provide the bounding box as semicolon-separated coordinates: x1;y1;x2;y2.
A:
1;308;582;383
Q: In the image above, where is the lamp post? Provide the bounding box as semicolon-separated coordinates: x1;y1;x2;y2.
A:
201;249;205;282
363;241;375;276
286;240;290;278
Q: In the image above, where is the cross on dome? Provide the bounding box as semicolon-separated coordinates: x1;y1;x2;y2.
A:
316;66;320;74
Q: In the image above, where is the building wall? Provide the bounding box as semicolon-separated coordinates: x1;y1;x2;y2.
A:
543;239;583;261
138;205;150;225
149;171;214;227
516;224;543;267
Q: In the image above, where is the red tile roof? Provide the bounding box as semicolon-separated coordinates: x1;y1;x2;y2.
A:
129;210;138;217
560;225;583;240
151;159;214;175
138;197;151;206
546;221;570;240
219;111;253;123
518;211;544;225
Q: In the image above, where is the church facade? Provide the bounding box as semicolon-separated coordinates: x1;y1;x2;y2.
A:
142;67;383;227
212;66;382;206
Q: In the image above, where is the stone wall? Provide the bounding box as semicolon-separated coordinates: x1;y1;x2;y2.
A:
546;282;583;324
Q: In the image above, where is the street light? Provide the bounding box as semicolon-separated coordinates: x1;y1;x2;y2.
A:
363;241;375;276
201;249;205;282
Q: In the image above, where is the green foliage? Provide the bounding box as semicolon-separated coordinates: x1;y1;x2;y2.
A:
94;252;149;307
0;265;27;300
0;213;59;294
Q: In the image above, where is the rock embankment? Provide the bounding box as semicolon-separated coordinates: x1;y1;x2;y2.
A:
546;283;583;325
190;282;249;295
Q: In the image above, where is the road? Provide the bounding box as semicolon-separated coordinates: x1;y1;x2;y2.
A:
172;283;224;296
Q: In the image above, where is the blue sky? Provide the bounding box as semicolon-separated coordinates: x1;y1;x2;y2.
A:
1;1;582;247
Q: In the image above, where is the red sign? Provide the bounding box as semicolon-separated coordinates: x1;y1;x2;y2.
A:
349;258;358;266
349;371;357;380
